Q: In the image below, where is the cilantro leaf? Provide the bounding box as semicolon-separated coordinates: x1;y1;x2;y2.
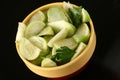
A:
51;46;75;65
69;6;82;27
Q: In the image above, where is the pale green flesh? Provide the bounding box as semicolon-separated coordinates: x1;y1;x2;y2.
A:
71;42;86;60
48;28;68;47
73;23;90;43
43;36;53;42
52;37;78;56
25;21;45;38
41;58;57;67
47;6;69;22
54;37;78;50
29;10;46;22
48;20;76;37
82;8;90;23
52;47;57;55
30;55;43;65
19;38;41;60
16;22;26;42
38;26;54;36
29;36;48;51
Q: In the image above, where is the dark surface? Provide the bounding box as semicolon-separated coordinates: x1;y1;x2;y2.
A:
1;0;120;80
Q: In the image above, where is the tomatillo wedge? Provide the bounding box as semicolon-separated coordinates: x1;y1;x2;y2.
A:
73;23;90;43
19;38;41;61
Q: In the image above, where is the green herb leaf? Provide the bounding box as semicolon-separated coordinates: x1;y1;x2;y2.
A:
51;46;75;65
69;6;82;27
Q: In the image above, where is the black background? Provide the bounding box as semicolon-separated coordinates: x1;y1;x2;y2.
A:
1;0;120;80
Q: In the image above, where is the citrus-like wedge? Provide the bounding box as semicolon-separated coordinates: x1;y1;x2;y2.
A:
29;36;48;52
41;58;57;67
71;42;86;60
54;38;78;50
73;23;90;43
48;28;68;47
52;47;57;55
82;8;90;22
29;10;46;22
47;6;69;22
19;38;41;60
48;20;76;37
38;26;54;36
25;21;45;38
16;22;26;42
43;36;53;42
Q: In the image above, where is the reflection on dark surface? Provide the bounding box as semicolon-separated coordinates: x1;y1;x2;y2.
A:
1;0;120;80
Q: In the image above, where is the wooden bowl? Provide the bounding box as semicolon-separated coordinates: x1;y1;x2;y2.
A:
16;2;96;79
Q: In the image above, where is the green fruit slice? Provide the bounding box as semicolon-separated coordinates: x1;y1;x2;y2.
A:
41;58;57;67
28;36;50;65
47;6;69;22
54;38;78;50
48;20;76;37
73;23;90;43
43;36;53;42
30;55;43;65
29;10;46;22
38;26;54;36
25;21;45;38
19;38;41;60
16;22;26;42
71;42;86;60
48;28;68;47
52;47;57;55
29;36;48;52
82;8;90;22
